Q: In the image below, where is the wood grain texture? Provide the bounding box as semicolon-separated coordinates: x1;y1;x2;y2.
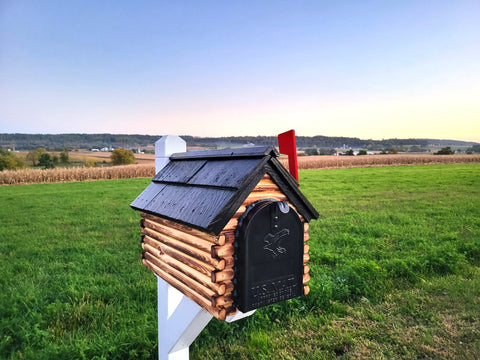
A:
225;306;237;317
142;235;217;276
143;218;216;252
211;295;233;308
143;185;236;233
142;247;226;295
243;192;288;206
211;268;234;283
142;212;225;245
221;218;238;232
187;158;262;188
224;256;234;268
152;159;206;183
142;258;226;321
304;232;310;242
141;227;225;270
223;232;235;244
143;251;217;299
223;281;234;294
303;222;309;232
211;243;234;258
304;243;310;254
304;264;310;275
303;273;311;285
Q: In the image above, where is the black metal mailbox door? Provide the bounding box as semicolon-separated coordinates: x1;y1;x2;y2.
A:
234;200;304;312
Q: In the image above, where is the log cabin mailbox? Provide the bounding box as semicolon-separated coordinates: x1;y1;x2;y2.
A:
131;146;319;320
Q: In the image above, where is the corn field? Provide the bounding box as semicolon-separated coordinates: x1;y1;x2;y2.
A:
0;164;155;185
1;154;479;185
285;154;480;170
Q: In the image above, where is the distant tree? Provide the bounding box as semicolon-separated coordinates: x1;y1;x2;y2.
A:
466;144;480;154
388;147;398;154
110;148;135;165
304;148;318;156
318;148;337;155
0;149;26;171
60;149;70;163
85;160;96;167
38;153;55;168
434;147;455;155
358;149;368;155
345;149;355;156
26;148;47;166
409;145;423;153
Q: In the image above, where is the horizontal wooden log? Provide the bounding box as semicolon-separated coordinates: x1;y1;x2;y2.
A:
211;295;233;308
142;235;218;276
142;212;224;245
211;268;234;283
304;264;310;275
304;232;310;242
224;256;234;268
303;222;309;232
243;192;287;206
143;218;222;252
223;233;235;244
142;227;225;270
232;206;247;219
223;281;234;294
225;306;237;317
144;247;226;295
303;273;310;285
211;243;234;258
143;251;217;299
221;218;238;232
303;253;310;263
142;258;226;321
252;179;279;191
304;285;310;296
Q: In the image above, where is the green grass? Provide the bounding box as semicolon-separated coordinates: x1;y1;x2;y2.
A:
1;164;479;359
0;179;156;359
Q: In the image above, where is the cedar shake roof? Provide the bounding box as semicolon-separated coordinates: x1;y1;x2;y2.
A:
130;146;319;235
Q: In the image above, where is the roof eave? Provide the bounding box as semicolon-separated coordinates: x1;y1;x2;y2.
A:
266;157;320;222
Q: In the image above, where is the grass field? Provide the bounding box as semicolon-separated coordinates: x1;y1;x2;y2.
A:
1;164;479;359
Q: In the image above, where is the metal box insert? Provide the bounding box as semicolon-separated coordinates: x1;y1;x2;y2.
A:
234;200;304;312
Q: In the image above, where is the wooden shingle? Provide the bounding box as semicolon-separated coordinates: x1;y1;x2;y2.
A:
130;146;318;235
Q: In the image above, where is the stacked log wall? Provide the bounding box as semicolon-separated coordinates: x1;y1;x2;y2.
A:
139;173;312;320
140;212;230;321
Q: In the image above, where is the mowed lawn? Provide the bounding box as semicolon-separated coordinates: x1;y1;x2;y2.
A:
1;164;479;359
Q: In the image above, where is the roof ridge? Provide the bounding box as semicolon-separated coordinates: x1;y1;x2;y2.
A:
170;146;279;160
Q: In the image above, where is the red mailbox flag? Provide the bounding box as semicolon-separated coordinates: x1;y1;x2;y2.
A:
278;129;299;182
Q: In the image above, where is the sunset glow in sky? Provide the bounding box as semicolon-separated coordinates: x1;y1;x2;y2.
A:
1;1;479;141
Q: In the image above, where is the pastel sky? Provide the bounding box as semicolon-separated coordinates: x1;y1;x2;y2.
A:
1;1;479;141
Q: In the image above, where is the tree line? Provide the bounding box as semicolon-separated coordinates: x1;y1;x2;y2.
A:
2;133;478;152
0;147;135;171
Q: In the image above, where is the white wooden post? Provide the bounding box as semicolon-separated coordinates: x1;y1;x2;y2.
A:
154;135;255;360
155;136;188;174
